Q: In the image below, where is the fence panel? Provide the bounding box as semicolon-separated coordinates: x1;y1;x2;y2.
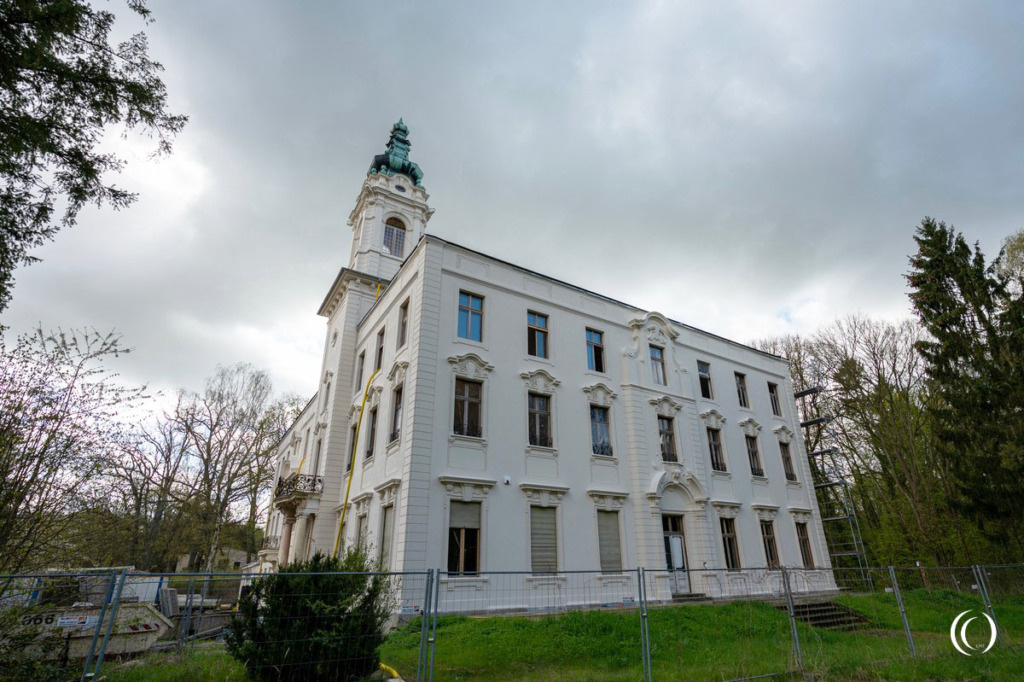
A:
891;565;984;659
977;564;1024;649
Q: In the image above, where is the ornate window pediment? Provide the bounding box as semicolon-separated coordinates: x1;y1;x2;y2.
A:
520;369;560;394
352;492;373;516
583;383;617;407
447;353;493;379
439;475;496;502
628;312;679;347
348;404;362;420
752;504;779;521
587;489;628;511
738;417;762;438
387;361;409;386
367;385;383;408
773;425;794;444
374;478;401;506
788;506;813;523
519;482;568;507
700;409;727;430
313;420;327;435
711;500;741;518
649;395;683;417
322;370;335;385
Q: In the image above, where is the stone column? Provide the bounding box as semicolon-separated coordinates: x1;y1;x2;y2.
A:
279;510;297;568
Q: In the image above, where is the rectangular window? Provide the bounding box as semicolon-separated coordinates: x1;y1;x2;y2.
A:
650;345;666;385
735;372;749;408
375;329;385;371
746;435;764;477
721;518;740;570
597;511;622;573
780;442;797;482
448;501;481;574
398;299;409;349
796;522;815;568
760;520;779;568
379;505;395;570
383;219;406;258
347;424;357;472
768;382;782;416
390;387;403;442
312;438;322;475
527;311;549;358
355;352;365;393
658;416;677;462
458;291;484;342
590;405;612;456
366;408;378;459
454;379;482;437
356;514;367;549
707;428;727;472
586;329;605;372
528;393;552;447
698;361;713;399
530;506;557;573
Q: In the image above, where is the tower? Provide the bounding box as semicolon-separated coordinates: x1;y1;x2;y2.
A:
347;119;433;280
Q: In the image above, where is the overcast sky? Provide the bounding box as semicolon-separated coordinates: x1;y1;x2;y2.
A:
4;0;1023;400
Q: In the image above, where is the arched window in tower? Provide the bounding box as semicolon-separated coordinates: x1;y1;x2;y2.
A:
383;217;407;258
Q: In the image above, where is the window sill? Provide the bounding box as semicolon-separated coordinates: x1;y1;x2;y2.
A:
526;574;567;585
386;438;401;454
453;337;487;352
596;573;631;584
523;355;555;367
583;370;609;380
440;575;489;589
449;433;487;449
786;480;801;488
525;445;558;457
711;470;732;479
751;475;769;484
590;454;618;465
362;456;375;468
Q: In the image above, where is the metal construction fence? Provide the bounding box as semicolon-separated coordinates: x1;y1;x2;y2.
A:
1;563;1022;681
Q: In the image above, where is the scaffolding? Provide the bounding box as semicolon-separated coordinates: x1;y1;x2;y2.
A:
794;386;869;576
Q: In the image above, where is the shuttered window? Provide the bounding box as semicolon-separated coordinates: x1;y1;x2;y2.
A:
597;511;622;573
379;506;394;570
530;506;557;573
448;502;480;574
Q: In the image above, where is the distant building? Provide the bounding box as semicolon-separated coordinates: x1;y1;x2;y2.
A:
258;121;835;603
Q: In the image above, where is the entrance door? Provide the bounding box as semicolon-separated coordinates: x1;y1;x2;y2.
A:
662;514;690;594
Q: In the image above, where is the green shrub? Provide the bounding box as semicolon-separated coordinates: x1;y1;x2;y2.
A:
225;548;394;682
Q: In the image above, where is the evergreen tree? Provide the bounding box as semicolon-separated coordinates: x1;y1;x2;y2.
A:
907;218;1024;552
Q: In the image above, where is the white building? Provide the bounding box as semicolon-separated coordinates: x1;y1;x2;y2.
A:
258;121;835;605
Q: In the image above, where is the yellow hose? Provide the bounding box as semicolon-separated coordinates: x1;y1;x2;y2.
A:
333;367;381;556
380;662;402;679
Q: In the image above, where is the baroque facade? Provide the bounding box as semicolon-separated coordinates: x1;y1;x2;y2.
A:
257;121;835;605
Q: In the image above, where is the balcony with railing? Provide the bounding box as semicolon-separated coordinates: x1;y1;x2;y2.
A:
261;535;281;551
274;473;324;505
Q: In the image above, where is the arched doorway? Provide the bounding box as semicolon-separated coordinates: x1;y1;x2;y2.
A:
648;471;709;596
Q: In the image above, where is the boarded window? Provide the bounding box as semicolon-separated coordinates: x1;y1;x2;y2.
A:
597;511;622;573
379;506;395;570
530;506;557;573
448;502;480;574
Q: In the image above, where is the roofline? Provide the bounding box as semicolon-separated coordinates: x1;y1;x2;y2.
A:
422;234;784;361
317;267;391;317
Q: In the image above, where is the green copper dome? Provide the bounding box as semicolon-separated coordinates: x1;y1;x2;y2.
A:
368;119;424;186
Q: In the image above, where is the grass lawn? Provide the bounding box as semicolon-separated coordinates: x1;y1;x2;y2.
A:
101;591;1024;681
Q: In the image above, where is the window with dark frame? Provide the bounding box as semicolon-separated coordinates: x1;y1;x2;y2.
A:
780;442;797;482
458;292;484;342
355;514;367;549
760;520;779;568
527;311;549;358
530;506;557;573
796;522;815;568
590;405;612;456
366;408;378;459
768;382;782;416
379;505;395;570
448;501;480;574
375;329;385;371
454;379;482;437
355;352;365;393
721;517;740;570
586;329;605;372
735;372;749;408
746;435;764;477
528;393;552;447
398;299;409;348
707;427;727;472
650;345;666;385
347;424;357;472
383;217;406;258
390;387;403;443
658;416;677;462
698;361;713;399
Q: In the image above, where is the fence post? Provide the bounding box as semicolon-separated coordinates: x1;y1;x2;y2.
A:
638;567;653;682
888;566;916;656
973;565;1003;645
417;569;433;682
81;570;118;681
90;568;128;678
179;577;195;651
781;566;804;673
428;568;441;682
